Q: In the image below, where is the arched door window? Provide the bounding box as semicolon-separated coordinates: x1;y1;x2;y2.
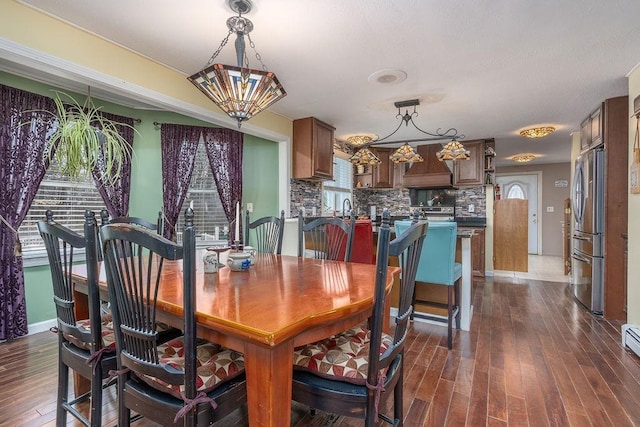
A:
507;183;526;199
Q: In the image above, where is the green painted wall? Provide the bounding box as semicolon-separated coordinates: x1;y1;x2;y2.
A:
1;71;279;326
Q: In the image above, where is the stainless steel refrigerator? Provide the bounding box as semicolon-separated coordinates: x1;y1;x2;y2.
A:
571;146;605;314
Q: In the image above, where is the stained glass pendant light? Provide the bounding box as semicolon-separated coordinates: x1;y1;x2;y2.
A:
188;0;286;128
389;143;424;163
436;139;471;161
348;148;381;165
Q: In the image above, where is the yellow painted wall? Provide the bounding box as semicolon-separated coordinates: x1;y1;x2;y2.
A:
0;1;292;140
627;68;640;325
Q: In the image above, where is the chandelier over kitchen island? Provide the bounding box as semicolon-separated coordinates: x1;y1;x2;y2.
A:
347;99;465;164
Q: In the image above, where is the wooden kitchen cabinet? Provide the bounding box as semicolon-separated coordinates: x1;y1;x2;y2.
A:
393;162;408;189
580;105;603;151
456;227;485;277
471;228;485;277
292;117;335;180
371;148;393;188
453;140;484;187
580;116;591;151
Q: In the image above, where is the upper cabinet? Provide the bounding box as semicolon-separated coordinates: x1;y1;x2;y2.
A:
292;117;335;180
371;148;394;188
453;139;495;187
580;104;603;151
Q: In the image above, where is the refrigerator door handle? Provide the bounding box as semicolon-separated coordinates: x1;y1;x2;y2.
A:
572;252;592;265
572;234;592;242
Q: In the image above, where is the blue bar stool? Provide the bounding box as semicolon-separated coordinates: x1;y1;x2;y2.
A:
394;220;461;349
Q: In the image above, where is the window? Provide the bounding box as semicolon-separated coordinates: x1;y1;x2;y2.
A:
322;156;352;216
176;141;229;244
507;183;526;199
19;158;107;262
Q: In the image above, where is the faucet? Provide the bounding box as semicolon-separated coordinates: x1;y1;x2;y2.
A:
342;198;353;218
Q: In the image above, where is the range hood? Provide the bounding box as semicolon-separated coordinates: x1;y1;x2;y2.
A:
402;144;454;188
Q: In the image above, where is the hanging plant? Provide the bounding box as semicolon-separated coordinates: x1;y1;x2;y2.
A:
42;90;136;186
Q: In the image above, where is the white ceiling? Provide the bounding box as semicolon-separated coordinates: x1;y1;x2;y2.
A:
11;0;640;166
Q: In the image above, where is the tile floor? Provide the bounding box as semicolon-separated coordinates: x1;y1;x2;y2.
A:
493;254;569;283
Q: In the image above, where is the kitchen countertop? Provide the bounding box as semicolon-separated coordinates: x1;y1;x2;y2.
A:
454;217;487;228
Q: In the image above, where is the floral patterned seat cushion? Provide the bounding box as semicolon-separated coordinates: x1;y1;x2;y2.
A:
137;337;245;399
293;325;393;384
62;317;116;351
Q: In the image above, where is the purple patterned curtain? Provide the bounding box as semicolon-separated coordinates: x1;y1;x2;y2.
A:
0;84;55;340
160;124;201;240
202;127;243;242
91;112;135;217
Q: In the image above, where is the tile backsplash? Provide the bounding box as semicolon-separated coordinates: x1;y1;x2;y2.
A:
290;179;487;218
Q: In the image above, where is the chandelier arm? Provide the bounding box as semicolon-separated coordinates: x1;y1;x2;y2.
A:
371;119;405;144
409;117;462;138
369;134;465;147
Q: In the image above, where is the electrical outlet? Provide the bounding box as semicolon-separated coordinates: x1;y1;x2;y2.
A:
546;206;554;212
247;202;253;213
468;204;475;213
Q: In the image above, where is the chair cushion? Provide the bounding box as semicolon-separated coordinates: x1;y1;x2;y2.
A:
292;325;393;385
138;337;245;399
63;317;116;351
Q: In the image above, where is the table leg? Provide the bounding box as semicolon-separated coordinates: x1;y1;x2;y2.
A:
243;339;294;426
460;236;473;331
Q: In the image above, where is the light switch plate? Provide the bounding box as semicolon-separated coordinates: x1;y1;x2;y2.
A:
468;204;475;213
247;202;253;213
546;206;554;212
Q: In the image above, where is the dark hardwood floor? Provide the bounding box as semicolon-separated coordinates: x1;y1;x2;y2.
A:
2;274;640;426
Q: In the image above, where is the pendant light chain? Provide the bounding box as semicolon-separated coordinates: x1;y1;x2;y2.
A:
247;34;268;72
205;29;233;68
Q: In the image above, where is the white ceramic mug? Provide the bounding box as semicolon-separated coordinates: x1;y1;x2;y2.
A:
202;250;218;273
243;246;257;265
227;252;251;271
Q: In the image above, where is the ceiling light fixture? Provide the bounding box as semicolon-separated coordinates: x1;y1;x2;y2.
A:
187;0;286;128
436;140;471;161
512;154;536;163
347;99;464;164
389;143;424;163
519;126;555;138
346;135;374;146
348;147;381;165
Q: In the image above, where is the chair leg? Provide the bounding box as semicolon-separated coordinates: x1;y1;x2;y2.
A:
447;286;453;350
118;377;131;427
56;347;69;427
394;357;404;426
90;365;103;427
454;278;461;329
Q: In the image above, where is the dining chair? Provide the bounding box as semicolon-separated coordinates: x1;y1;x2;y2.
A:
245;209;285;254
395;220;461;349
291;212;428;426
100;208;246;427
99;209;160;232
37;210;118;427
298;210;356;261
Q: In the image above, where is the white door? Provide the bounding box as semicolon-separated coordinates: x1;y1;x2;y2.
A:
496;173;540;254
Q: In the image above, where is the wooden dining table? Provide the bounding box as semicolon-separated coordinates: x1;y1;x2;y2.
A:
73;251;400;427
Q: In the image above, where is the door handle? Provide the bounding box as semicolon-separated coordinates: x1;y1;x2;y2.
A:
572;235;592;242
571;253;592;265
